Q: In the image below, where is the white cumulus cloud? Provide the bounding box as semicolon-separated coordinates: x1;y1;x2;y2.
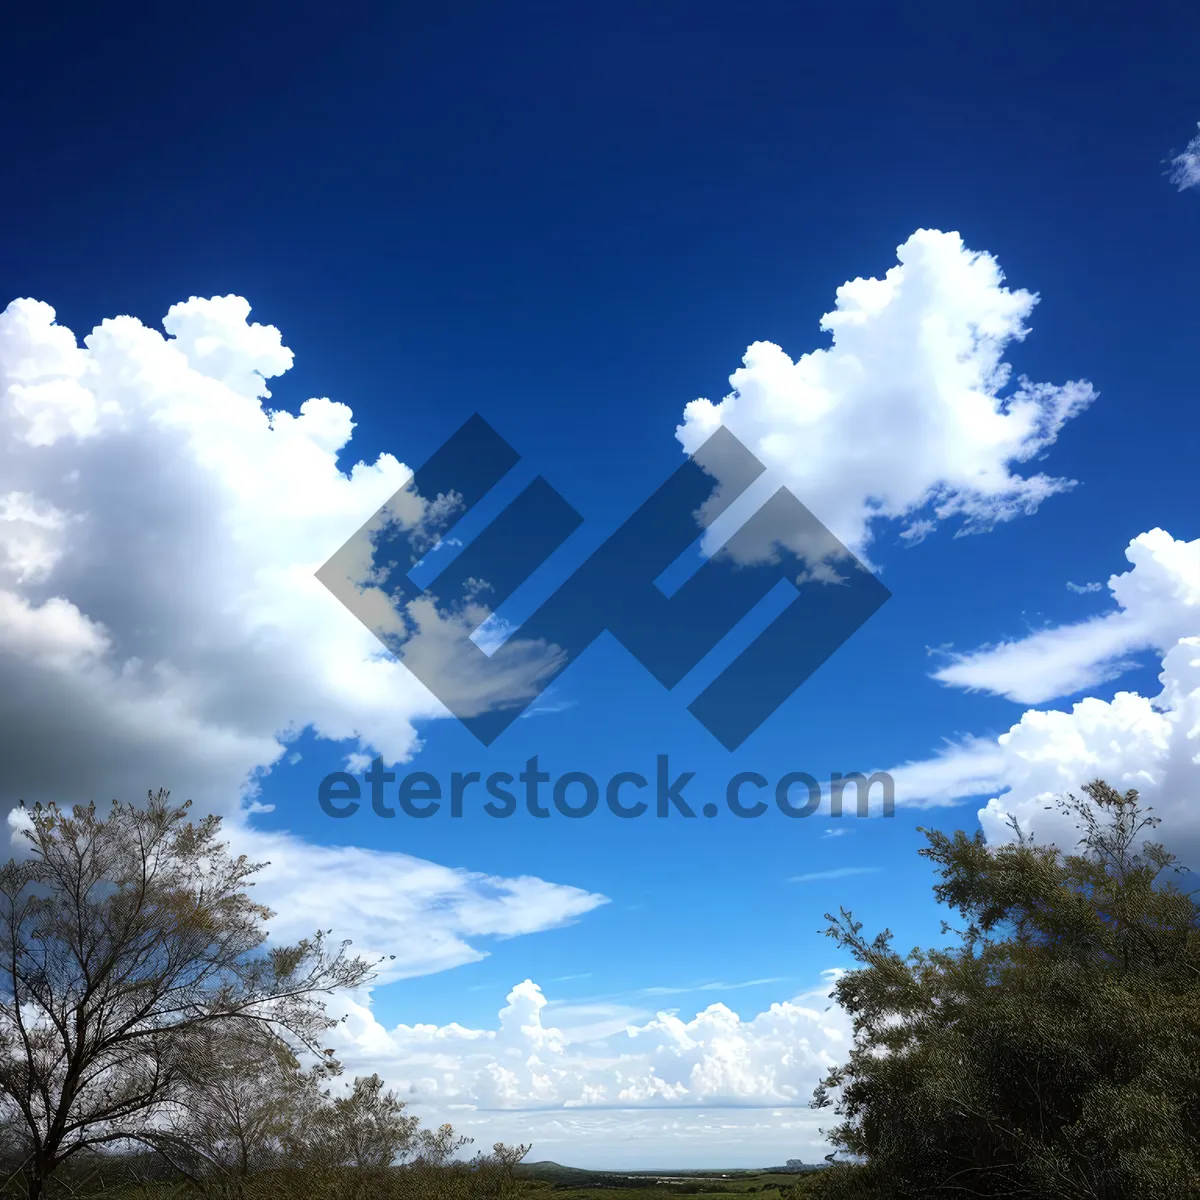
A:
0;294;606;979
327;976;850;1122
0;294;434;809
676;229;1094;566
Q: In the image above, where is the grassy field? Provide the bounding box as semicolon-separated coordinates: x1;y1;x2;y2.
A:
527;1186;798;1199
0;1158;821;1199
515;1161;815;1197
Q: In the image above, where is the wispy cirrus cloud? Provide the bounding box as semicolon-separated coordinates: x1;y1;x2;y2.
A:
885;736;1006;809
639;978;787;997
930;530;1199;704
1168;122;1200;191
789;867;882;883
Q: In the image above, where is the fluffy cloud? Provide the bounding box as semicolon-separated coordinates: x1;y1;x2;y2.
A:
895;529;1200;860
0;294;577;810
972;636;1199;857
676;229;1094;566
0;294;605;976
326;977;849;1128
0;294;429;811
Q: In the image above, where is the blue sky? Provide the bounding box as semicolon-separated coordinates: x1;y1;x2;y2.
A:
2;0;1199;1169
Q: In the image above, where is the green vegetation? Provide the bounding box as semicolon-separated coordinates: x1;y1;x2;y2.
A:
0;781;1195;1197
811;781;1200;1198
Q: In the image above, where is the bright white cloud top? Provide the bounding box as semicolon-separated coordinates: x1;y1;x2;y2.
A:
315;975;851;1166
677;229;1095;562
333;976;849;1109
0;294;438;812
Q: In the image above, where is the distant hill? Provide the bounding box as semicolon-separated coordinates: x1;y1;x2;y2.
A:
515;1161;615;1185
515;1159;821;1184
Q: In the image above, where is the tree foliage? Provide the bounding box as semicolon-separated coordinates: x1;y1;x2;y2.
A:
0;792;376;1198
812;781;1200;1199
147;1038;523;1199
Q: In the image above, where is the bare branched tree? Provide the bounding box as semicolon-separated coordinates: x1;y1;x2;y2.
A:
146;1026;335;1190
0;791;378;1199
291;1073;422;1171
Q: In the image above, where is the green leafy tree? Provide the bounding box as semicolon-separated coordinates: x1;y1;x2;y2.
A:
812;781;1200;1199
0;791;377;1200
